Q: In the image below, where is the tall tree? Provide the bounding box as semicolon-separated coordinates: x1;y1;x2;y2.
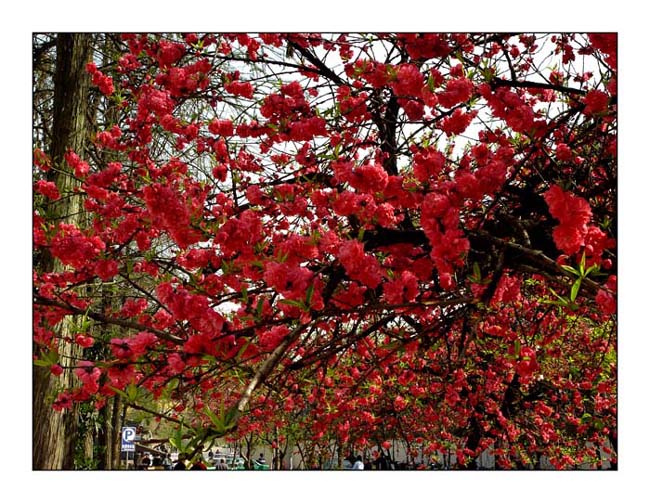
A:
33;33;93;469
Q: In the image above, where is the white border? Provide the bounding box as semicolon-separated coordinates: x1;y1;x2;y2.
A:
4;2;645;500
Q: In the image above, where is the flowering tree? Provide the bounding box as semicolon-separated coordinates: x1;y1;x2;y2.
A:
33;33;616;469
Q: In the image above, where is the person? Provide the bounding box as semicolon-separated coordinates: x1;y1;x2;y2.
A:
173;453;187;470
150;456;165;470
375;452;389;470
140;456;151;470
190;458;207;470
352;455;364;470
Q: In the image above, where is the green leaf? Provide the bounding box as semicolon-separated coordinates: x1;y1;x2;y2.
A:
235;339;251;361
107;386;129;400
570;277;582;302
579;252;586;276
33;359;53;367
170;422;185;452
204;407;224;431
279;298;305;309
561;264;579;276
472;262;481;281
241;286;249;305
44;349;59;365
223;407;238;430
305;283;314;307
546;287;571;308
126;383;139;402
255;297;265;320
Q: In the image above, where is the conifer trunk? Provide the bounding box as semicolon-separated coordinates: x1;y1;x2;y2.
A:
33;33;92;470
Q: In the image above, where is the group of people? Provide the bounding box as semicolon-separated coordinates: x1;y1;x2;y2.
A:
136;450;397;471
136;453;172;470
206;451;231;470
135;452;229;470
343;452;391;470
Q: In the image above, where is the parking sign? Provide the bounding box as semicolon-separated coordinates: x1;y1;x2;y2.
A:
121;427;136;452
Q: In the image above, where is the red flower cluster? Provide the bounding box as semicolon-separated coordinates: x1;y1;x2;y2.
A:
337;86;370;122
50;223;106;268
412;146;446;183
382;270;419;304
258;325;291;352
75;334;95;348
479;85;537;134
64;150;90;178
156;40;186;68
86;62;114;96
437;77;474;108
588;33;617;68
225;79;255;99
208;118;234;137
74;361;102;394
398;33;452;60
136;86;175;124
440;109;476;136
543;185;592;255
119;298;148;318
35;180;60;200
582;90;610;116
337;240;383;289
421;193;470;289
516;347;539;379
95;126;123;150
390;63;424;98
142;183;202;249
156;59;211;97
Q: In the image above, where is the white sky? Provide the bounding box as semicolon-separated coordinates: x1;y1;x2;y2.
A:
2;1;646;501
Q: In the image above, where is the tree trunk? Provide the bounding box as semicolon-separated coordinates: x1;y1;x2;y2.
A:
33;33;92;470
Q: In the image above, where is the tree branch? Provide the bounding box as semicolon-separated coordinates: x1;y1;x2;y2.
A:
34;294;184;344
492;77;587;96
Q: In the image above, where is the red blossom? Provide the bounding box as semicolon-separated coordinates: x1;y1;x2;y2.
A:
50;223;106;268
516;347;539;378
441;109;476;136
208;118;234;136
437;77;474;108
35;180;60;200
596;289;616;315
75;334;95;348
32;34;617;466
390;64;424;98
337;240;383;289
543;185;592;255
582;90;610;116
225;80;255;99
413;147;446;183
588;33;617;68
50;364;64;377
52;392;73;412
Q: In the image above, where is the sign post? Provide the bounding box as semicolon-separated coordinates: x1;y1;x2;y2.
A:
121;426;136;468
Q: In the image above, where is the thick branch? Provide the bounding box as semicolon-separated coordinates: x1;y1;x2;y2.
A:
230;322;310;423
288;41;347;86
34;294;184;344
